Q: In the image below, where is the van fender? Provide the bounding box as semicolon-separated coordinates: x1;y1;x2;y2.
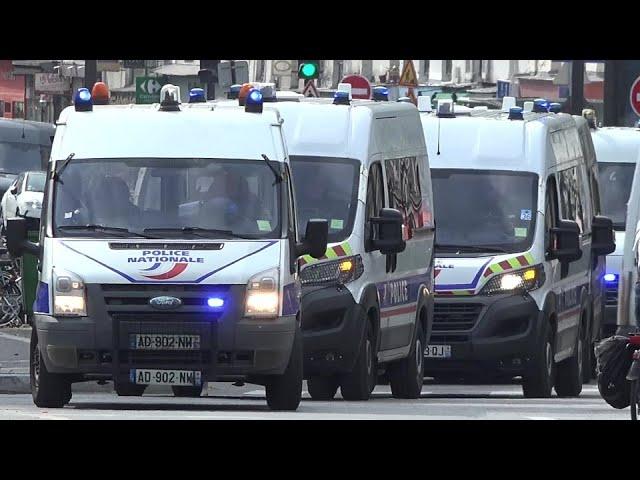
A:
357;284;381;353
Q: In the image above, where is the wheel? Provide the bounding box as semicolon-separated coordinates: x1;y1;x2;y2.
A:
582;312;593;384
30;328;71;408
522;318;555;398
171;385;203;397
388;318;425;399
555;316;584;397
115;383;147;397
340;317;376;401
265;324;303;411
631;380;639;421
307;376;339;401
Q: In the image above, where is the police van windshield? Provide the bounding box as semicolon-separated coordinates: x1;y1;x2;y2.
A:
598;162;635;230
432;169;538;253
0;142;49;174
290;156;359;243
53;158;282;239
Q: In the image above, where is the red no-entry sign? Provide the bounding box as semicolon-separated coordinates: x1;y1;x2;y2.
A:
631;75;640;117
340;75;371;99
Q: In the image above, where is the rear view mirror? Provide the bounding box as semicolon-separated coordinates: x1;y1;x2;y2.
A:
6;217;39;258
549;219;581;263
297;219;328;259
371;208;406;255
9;185;17;195
592;215;616;256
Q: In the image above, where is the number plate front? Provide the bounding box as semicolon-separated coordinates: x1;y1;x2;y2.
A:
130;369;202;386
424;344;452;358
130;334;200;350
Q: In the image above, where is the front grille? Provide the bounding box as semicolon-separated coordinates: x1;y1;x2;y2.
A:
606;280;619;306
430;303;483;343
100;284;234;314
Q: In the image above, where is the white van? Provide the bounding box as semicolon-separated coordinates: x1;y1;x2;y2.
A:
273;96;436;401
6;85;328;411
420;101;615;398
589;121;640;336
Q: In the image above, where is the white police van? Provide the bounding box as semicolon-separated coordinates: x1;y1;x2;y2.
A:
5;84;328;411
420;98;615;398
272;87;435;401
587;112;640;336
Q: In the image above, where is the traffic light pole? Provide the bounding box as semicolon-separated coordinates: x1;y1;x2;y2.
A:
84;60;97;90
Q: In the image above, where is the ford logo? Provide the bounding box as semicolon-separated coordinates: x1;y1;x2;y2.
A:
149;296;182;310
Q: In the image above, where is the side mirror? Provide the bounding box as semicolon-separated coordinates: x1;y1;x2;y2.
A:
549;219;582;263
371;208;406;255
297;219;328;259
10;185;17;195
592;215;616;256
6;217;39;258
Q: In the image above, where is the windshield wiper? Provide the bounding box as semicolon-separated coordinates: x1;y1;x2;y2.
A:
261;154;283;184
143;227;256;240
52;153;75;183
58;224;155;238
435;243;509;254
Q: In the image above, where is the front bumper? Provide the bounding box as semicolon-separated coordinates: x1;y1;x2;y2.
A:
425;292;544;377
35;284;296;382
300;284;366;376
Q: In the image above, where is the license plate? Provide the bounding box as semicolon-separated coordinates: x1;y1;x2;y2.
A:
130;369;202;386
129;334;200;350
424;344;452;358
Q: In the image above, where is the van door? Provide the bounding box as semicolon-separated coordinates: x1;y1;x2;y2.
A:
554;162;590;359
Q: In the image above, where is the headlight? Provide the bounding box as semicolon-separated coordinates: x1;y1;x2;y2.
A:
53;269;87;316
245;267;279;317
480;264;545;296
299;255;364;286
26;200;42;210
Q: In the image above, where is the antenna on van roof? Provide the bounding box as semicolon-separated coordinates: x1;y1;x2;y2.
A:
436;117;441;155
21;118;25;139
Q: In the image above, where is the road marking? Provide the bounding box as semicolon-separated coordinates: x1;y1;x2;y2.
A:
0;332;30;344
526;416;556;420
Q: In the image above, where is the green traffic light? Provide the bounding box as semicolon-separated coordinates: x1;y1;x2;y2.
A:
300;63;318;78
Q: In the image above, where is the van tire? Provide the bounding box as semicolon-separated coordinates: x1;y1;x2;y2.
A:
522;318;555;398
307;376;339;400
115;383;147;397
172;386;203;397
265;324;303;411
555;316;584;397
340;318;376;401
388;319;425;399
30;329;71;408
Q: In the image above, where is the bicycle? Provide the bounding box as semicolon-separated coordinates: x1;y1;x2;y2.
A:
0;256;24;328
628;335;640;420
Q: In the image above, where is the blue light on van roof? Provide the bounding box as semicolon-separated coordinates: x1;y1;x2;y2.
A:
189;88;206;103
372;86;389;101
604;273;617;283
549;102;562;113
532;98;549;113
207;297;225;308
74;88;93;112
245;88;263;113
333;91;350;105
508;106;524;120
228;84;242;100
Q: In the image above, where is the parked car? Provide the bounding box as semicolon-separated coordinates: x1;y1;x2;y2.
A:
0;170;46;233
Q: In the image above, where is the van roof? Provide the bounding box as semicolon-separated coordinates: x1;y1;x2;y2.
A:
0;117;54;145
54;104;284;161
266;99;422;161
421;109;577;174
591;126;640;164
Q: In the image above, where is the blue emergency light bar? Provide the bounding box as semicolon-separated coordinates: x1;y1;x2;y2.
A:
245;88;263;113
333;91;350;105
372;86;389;101
74;88;93;112
189;88;206;103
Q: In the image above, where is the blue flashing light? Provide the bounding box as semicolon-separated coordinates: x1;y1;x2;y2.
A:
245;88;263;113
74;88;93;112
333;91;350;105
532;98;549;113
228;84;242;100
508;106;524;120
372;86;389;101
549;102;562;113
604;273;617;283
207;297;225;308
189;88;206;103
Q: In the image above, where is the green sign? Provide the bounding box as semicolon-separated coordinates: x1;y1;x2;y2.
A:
136;76;166;104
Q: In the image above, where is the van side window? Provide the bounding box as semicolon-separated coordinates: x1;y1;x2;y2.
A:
558;166;585;233
385;156;423;239
365;162;384;249
545;175;559;254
